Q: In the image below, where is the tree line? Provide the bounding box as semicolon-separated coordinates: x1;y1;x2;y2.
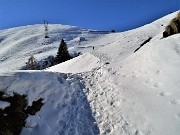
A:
25;39;73;70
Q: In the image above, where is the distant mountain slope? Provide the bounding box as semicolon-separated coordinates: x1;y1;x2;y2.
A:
0;24;105;72
0;11;178;73
77;11;179;62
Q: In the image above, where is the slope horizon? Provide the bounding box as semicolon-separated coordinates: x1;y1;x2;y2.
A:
0;0;179;32
0;10;179;32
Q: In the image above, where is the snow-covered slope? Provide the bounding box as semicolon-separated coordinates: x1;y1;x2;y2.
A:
106;34;180;135
0;71;99;135
0;24;105;72
78;11;180;135
46;52;100;73
0;11;180;135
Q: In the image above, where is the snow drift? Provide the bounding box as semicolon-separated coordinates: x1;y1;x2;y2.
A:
46;52;100;73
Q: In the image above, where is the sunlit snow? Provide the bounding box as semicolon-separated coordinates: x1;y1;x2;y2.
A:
0;11;180;135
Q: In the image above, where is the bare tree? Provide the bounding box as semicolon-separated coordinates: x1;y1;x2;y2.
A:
25;56;39;70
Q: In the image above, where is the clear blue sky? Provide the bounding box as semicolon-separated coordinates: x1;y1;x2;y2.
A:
0;0;179;31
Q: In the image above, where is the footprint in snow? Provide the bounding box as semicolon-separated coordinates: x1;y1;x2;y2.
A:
57;120;66;129
100;92;104;95
70;98;77;106
64;93;69;98
61;103;68;108
144;78;153;84
132;74;136;78
108;68;112;72
152;82;160;88
120;73;127;77
135;130;143;135
156;70;161;74
159;92;171;97
169;99;180;105
102;122;111;134
112;71;117;75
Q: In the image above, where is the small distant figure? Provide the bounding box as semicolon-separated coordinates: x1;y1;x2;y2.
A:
93;46;94;50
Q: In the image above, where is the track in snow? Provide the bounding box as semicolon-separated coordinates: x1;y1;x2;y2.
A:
83;67;138;135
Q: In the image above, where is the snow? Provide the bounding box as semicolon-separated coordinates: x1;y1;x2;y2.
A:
46;52;100;73
109;33;180;135
0;24;104;73
0;11;180;135
0;71;99;135
0;101;10;110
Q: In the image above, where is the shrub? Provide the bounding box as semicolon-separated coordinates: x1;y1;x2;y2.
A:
25;56;39;70
163;12;180;38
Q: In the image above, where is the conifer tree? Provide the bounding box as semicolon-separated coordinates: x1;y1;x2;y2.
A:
56;39;70;63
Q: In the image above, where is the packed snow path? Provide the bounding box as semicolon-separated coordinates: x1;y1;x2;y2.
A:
83;68;135;135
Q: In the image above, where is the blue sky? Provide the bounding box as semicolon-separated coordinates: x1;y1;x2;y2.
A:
0;0;179;31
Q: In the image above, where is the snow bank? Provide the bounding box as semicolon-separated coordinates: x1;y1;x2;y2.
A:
0;71;99;135
106;34;180;135
46;53;100;73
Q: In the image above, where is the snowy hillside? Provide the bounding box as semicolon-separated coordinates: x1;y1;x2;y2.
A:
0;11;180;135
0;24;106;73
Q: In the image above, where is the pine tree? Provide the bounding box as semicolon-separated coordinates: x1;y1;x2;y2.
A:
56;39;70;63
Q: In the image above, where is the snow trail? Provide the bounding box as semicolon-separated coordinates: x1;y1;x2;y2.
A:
83;66;136;135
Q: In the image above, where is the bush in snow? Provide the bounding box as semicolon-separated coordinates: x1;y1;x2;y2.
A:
0;91;43;135
38;56;56;69
55;39;71;63
23;55;57;70
70;51;82;58
25;56;39;70
22;39;77;70
163;12;180;38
